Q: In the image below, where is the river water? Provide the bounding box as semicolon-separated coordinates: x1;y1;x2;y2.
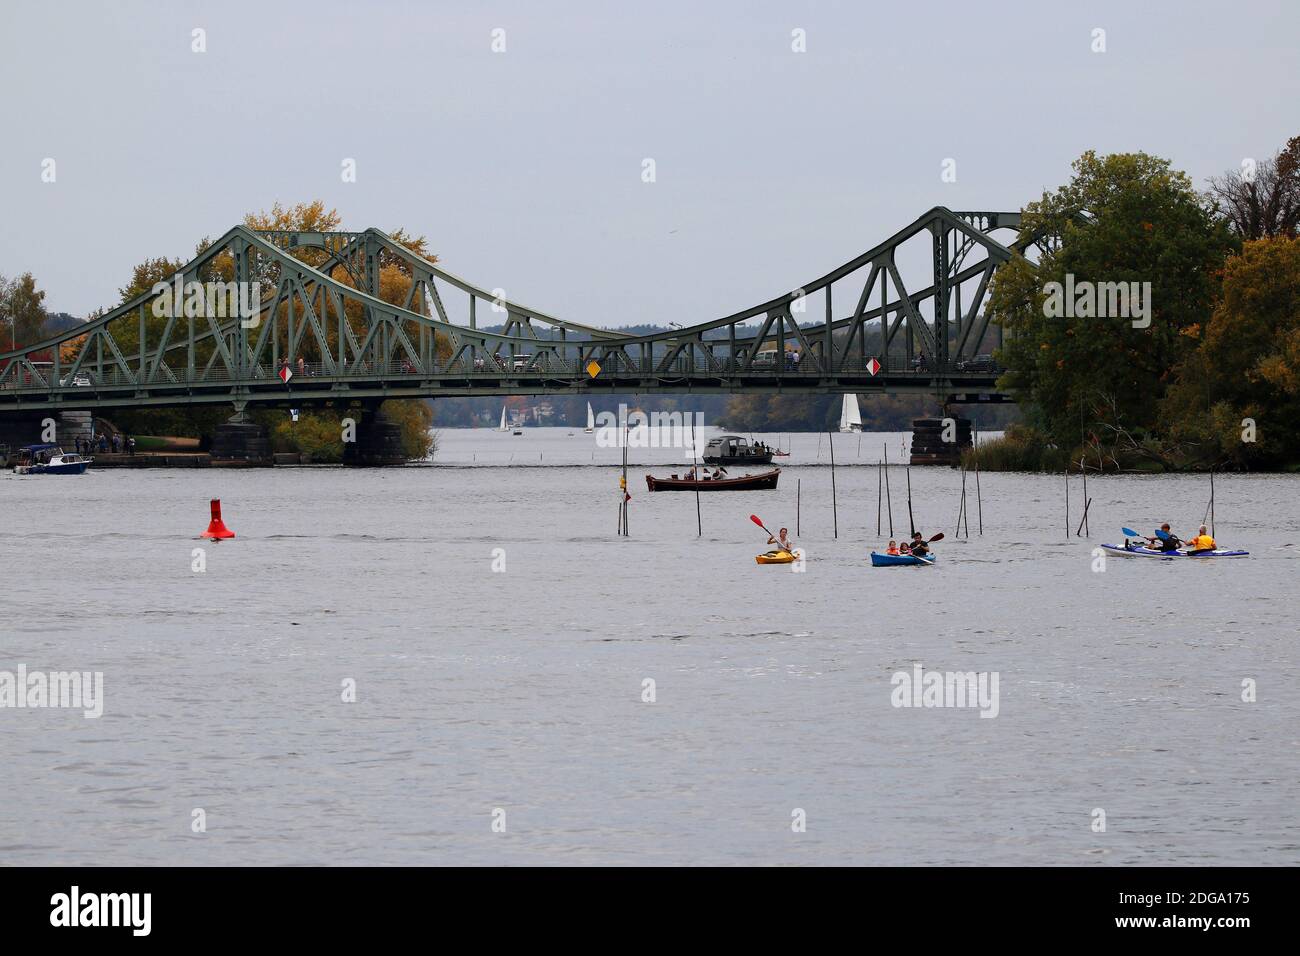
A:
1;427;1297;865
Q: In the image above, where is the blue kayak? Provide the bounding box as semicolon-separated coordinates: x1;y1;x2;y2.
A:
870;551;935;567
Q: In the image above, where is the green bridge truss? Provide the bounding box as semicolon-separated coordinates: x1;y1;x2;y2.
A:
0;207;1034;416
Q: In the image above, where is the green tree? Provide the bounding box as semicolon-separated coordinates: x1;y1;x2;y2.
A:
0;272;50;350
989;151;1237;451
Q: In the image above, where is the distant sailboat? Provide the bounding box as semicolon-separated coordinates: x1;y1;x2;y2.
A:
839;393;863;433
584;402;595;433
498;405;509;432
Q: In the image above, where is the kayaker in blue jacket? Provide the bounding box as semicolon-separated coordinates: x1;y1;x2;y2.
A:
1146;524;1182;552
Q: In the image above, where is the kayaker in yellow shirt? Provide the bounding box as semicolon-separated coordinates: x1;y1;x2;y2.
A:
1185;526;1216;554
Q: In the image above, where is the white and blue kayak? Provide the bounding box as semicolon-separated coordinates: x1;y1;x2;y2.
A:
1100;543;1248;559
870;551;936;567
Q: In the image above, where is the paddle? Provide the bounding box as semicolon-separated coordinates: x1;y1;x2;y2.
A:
750;513;777;539
749;514;786;552
1122;527;1140;538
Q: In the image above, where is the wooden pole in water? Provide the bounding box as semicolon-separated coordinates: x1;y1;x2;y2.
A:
691;419;702;537
797;478;802;537
961;465;970;537
974;452;983;535
876;461;882;536
883;445;894;537
1076;497;1092;537
906;463;915;538
964;476;970;538
1064;466;1069;539
621;418;630;536
954;465;966;538
1078;458;1087;536
828;430;839;539
1201;468;1211;541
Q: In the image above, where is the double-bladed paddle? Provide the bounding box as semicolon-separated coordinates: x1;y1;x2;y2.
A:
749;513;778;541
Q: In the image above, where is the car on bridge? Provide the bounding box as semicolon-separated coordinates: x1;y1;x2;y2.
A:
58;373;92;387
956;354;1000;374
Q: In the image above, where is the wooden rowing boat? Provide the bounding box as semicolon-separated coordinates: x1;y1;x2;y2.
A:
645;468;780;492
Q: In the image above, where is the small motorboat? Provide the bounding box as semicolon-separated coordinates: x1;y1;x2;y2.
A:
870;551;935;567
12;444;92;475
702;435;773;466
645;468;780;492
755;550;796;565
1099;543;1248;559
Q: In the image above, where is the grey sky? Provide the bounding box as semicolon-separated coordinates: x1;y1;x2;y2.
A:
1;0;1296;324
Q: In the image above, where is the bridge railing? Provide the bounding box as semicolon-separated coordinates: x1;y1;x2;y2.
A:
1;356;1002;393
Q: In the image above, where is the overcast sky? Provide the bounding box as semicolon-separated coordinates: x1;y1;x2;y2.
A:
1;0;1296;324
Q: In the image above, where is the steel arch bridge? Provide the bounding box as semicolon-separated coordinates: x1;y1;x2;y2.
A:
0;207;1032;418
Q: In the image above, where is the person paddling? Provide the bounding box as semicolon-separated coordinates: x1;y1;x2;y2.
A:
907;531;930;558
1185;525;1216;554
767;527;795;553
1146;523;1182;552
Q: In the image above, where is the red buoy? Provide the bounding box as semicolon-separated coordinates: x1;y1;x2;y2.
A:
200;499;235;539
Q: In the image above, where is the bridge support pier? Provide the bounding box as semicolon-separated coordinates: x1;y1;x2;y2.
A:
909;416;972;466
343;404;407;466
0;412;50;458
210;405;271;466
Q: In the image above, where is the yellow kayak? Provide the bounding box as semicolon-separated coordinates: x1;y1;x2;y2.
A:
755;550;796;565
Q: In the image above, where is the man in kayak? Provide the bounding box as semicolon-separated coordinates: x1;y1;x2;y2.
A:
1145;524;1182;552
1185;526;1217;554
907;532;930;558
767;528;795;553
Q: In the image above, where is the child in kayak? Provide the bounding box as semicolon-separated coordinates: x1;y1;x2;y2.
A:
767;528;795;553
886;540;900;555
1185;526;1216;553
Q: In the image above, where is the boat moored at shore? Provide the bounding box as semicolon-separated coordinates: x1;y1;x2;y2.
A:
11;444;92;475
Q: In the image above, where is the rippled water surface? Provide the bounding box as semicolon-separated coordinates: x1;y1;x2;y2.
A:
1;428;1297;865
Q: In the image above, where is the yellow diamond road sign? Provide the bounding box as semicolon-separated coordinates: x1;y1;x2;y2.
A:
586;359;601;378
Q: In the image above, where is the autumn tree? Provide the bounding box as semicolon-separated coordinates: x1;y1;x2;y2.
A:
1161;236;1300;467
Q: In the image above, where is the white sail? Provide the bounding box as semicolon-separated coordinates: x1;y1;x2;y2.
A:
839;393;863;432
498;405;508;431
584;402;595;433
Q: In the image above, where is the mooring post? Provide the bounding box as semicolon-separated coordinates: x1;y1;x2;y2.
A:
828;430;838;539
876;462;882;536
884;445;894;537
